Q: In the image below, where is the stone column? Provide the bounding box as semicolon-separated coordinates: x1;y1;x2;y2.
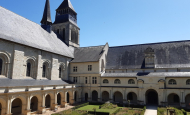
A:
88;89;91;101
123;89;127;104
25;95;31;114
98;88;101;102
61;92;66;108
109;89;113;102
5;97;11;115
39;94;46;114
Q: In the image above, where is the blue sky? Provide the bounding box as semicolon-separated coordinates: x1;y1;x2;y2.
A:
0;0;190;47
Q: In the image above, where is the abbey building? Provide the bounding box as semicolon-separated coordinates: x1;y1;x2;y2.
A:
0;0;190;115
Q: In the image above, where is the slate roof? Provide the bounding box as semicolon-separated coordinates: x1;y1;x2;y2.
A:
0;6;74;58
41;0;52;24
57;0;75;12
0;78;70;87
106;40;190;69
72;45;105;62
102;72;190;78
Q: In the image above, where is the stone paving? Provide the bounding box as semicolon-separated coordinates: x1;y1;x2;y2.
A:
144;106;157;115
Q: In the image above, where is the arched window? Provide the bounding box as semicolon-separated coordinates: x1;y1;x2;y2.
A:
42;64;46;78
168;79;177;85
128;79;135;84
26;62;31;77
0;58;2;75
59;67;62;78
186;79;190;85
103;79;109;84
114;79;121;84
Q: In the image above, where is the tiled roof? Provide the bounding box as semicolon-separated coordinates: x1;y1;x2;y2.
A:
72;45;104;62
106;40;190;69
0;6;74;58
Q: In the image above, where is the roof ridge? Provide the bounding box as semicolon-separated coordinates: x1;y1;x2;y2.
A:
110;40;190;48
0;6;40;26
77;45;105;48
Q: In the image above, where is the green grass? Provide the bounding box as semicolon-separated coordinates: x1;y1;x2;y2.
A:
77;105;120;114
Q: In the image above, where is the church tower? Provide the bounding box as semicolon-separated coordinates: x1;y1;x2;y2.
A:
52;0;80;48
41;0;52;33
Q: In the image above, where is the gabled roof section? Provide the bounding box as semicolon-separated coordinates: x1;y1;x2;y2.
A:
0;6;74;58
41;0;52;24
72;45;105;62
106;40;190;69
57;0;75;12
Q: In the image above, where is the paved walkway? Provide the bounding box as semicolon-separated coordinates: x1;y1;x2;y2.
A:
144;106;157;115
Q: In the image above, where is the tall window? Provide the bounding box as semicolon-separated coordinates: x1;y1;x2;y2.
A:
42;64;46;78
63;28;65;41
128;79;135;84
186;79;190;85
73;77;77;83
103;79;109;84
73;66;77;72
92;77;97;84
0;58;2;75
88;65;92;71
59;67;62;78
168;79;177;85
57;29;59;34
85;77;88;84
114;79;121;84
26;62;31;77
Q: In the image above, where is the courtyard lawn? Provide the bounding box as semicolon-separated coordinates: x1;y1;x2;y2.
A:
76;105;120;114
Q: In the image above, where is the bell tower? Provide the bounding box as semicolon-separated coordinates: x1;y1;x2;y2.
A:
52;0;80;48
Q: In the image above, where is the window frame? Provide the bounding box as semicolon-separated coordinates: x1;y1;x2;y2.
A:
73;77;78;83
0;58;3;75
88;65;92;71
168;79;177;85
186;79;190;85
114;79;121;84
128;79;135;84
92;77;97;84
85;77;88;84
73;66;77;72
103;79;109;84
26;62;31;77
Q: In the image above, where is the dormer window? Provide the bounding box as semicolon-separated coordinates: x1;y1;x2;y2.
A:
144;47;155;68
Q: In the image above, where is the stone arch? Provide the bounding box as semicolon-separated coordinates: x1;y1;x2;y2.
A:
145;89;158;105
92;90;98;101
26;58;36;78
45;94;51;108
127;92;137;104
102;91;109;102
185;94;190;107
114;91;123;103
0;52;10;77
42;60;50;79
85;93;88;102
11;98;22;115
101;59;105;72
65;91;72;104
168;93;180;106
57;93;61;105
30;96;38;112
59;63;65;79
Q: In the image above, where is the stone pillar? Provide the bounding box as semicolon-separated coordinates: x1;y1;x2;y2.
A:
98;88;101;102
88;89;91;101
70;91;74;105
25;95;31;114
38;94;46;114
123;89;127;104
181;91;186;107
61;92;66;108
5;97;11;115
109;89;113;102
52;92;58;110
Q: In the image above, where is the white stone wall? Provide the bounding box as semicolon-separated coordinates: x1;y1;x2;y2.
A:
0;39;71;80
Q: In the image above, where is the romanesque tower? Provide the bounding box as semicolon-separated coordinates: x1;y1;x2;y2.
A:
52;0;80;48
